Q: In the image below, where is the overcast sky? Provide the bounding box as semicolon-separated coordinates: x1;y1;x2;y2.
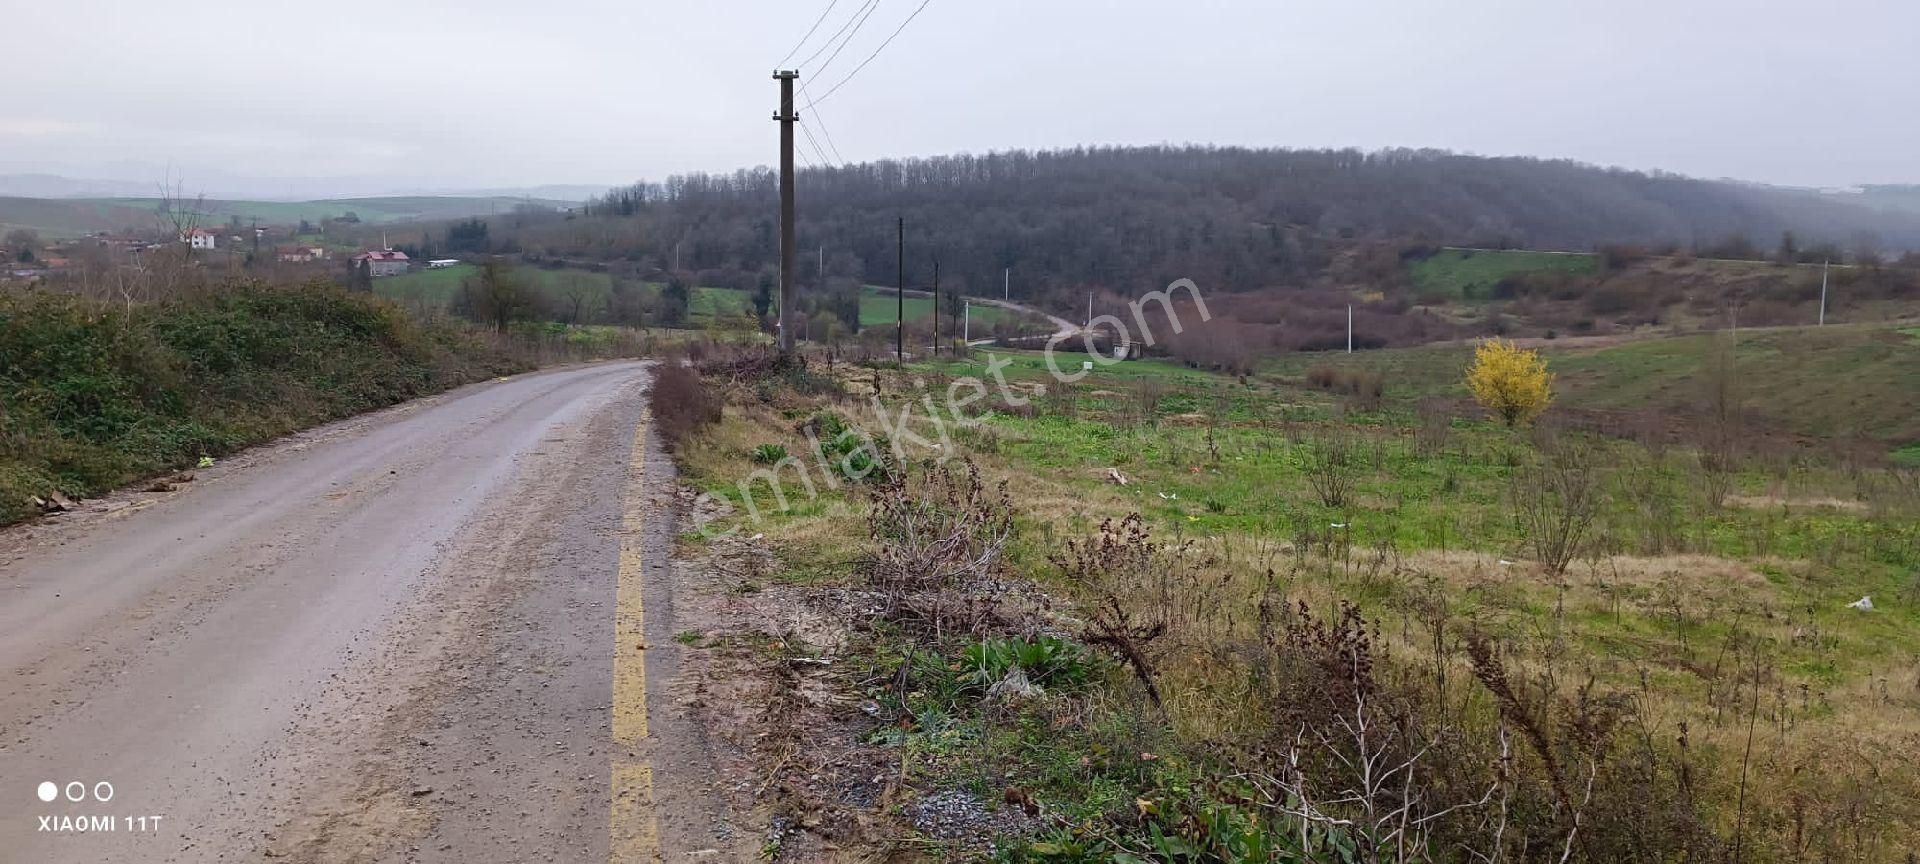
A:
6;0;1916;197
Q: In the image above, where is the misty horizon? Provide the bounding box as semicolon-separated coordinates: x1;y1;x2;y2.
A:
4;140;1914;204
7;0;1917;199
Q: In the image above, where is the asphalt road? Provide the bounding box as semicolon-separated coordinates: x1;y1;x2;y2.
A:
0;361;719;862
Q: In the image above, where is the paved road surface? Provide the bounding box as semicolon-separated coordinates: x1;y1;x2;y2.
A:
0;361;727;862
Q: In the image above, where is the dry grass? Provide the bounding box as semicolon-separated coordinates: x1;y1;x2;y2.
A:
674;359;1920;861
1726;493;1870;513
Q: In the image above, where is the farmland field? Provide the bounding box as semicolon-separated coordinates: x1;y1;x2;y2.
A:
1263;322;1920;452
1408;247;1601;301
376;264;751;321
676;328;1920;860
857;285;1020;328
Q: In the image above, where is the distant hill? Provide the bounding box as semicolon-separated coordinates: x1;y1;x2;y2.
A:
0;195;574;237
0;171;609;202
515;146;1920;307
1849;184;1920;217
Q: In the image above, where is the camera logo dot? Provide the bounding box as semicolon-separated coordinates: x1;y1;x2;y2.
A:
37;782;57;803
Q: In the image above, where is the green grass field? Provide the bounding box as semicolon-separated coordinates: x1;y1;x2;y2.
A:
857;286;1019;328
685;326;1920;859
1408;248;1600;301
376;264;751;322
375;264;478;309
1262;323;1920;451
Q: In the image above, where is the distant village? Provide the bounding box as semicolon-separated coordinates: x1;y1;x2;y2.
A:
2;218;460;286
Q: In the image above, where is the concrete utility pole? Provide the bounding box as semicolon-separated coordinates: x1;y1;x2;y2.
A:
818;245;824;281
1003;266;1009;301
1347;304;1353;353
964;300;970;342
896;217;904;363
773;69;799;356
931;259;940;356
673;240;681;273
1819;258;1830;325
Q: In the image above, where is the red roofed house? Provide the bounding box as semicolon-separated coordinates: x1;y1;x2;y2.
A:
351;248;410;277
184;228;219;250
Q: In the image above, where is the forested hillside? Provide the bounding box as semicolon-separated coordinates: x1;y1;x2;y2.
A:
493;146;1920;305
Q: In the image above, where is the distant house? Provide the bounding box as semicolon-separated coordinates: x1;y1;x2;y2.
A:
184;228;220;250
277;246;325;264
95;234;147;251
351;249;410;277
426;259;460;269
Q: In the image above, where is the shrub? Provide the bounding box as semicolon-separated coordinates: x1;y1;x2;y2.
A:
1304;365;1386;412
1466;338;1553;426
1050;514;1213;710
749;443;788;465
649;362;720;450
1305;427;1361;509
1512;433;1603;576
1414;397;1453;456
863;459;1015;635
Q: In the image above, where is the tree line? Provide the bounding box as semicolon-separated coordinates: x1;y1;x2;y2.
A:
480;146;1920;312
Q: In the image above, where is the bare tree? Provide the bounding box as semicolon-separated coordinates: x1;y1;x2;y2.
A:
560;273;593;324
1307;426;1361;509
156;170;207;261
1512;431;1603;577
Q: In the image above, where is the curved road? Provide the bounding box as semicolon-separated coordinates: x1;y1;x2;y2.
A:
0;362;728;862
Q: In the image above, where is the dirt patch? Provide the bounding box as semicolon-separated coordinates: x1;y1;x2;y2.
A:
1726;494;1869;513
662;492;909;861
1412;549;1775;591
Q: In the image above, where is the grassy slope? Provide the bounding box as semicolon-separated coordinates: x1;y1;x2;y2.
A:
858;286;1017;328
377;272;1013;330
688;346;1920;858
1263;323;1920;449
377;264;752;320
0;284;526;525
1408;248;1599;301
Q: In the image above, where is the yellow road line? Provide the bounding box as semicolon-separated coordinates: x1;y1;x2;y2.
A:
609;762;659;862
611;415;660;862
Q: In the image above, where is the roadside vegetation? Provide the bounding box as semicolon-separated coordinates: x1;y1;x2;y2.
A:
661;331;1918;862
0;280;652;527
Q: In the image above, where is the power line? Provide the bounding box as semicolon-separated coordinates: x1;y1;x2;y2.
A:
775;0;841;69
806;102;849;165
799;120;836;169
787;0;880;169
792;126;822;170
796;0;877;72
807;0;882;84
809;0;934;107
